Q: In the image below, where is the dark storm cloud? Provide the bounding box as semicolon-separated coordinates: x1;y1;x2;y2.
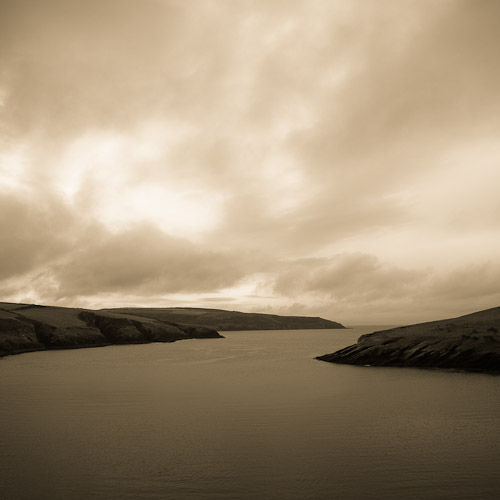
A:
273;253;424;301
0;191;76;279
51;224;249;299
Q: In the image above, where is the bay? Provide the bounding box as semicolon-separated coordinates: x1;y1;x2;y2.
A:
1;327;499;500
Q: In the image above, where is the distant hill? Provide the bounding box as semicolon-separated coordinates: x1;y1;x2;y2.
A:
0;302;221;358
103;307;345;331
317;306;500;373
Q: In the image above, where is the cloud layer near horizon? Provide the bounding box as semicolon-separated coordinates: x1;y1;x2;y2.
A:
1;0;500;324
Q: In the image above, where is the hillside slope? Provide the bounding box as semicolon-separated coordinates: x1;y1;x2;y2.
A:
0;303;221;358
317;307;500;373
104;307;345;331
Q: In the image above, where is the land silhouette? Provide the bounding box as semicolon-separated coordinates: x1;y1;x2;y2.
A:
0;303;343;358
317;306;500;373
104;306;345;331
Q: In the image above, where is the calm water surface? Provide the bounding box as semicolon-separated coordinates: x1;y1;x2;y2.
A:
1;327;500;500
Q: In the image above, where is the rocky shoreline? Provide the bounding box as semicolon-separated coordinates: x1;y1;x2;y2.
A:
317;307;500;374
0;303;222;358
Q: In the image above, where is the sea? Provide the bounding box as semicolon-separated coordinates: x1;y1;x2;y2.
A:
1;327;499;500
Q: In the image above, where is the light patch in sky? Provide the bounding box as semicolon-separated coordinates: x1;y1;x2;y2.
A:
410;143;500;233
56;131;126;199
0;144;29;191
56;121;194;199
53;122;222;237
97;184;222;238
0;86;7;108
162;276;273;311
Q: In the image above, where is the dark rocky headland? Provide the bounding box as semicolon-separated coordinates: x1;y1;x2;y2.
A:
0;302;222;358
317;307;500;373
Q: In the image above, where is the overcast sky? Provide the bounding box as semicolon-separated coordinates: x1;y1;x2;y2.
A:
1;0;500;324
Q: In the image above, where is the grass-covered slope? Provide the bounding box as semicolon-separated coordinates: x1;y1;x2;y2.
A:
317;307;500;373
104;307;345;331
0;303;222;358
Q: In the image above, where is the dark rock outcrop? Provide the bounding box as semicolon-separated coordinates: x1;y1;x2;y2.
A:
104;307;345;331
78;311;188;344
0;315;43;357
317;307;500;373
0;302;223;358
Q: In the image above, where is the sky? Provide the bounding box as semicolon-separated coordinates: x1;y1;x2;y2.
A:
1;0;500;325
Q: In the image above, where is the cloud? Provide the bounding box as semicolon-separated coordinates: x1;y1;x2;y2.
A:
0;190;77;279
274;253;425;301
270;254;500;324
0;190;252;304
51;223;249;299
0;0;189;139
1;1;500;322
290;0;500;175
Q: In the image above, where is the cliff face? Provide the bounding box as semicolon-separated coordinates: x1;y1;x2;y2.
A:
317;307;500;373
0;303;222;358
0;315;44;357
104;307;345;331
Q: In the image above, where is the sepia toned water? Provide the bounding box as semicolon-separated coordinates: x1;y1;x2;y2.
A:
1;327;500;500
